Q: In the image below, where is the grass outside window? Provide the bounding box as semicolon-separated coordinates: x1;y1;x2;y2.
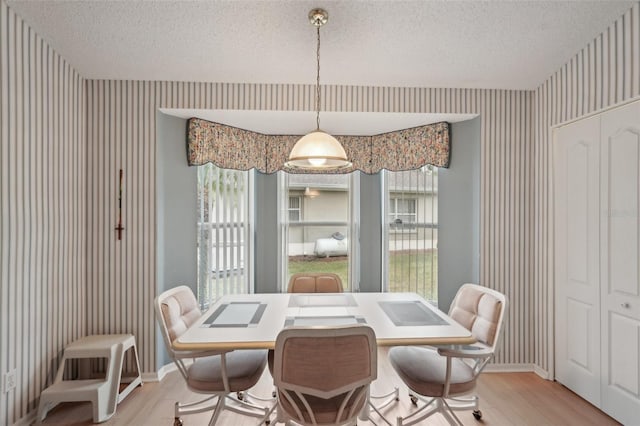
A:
288;250;437;301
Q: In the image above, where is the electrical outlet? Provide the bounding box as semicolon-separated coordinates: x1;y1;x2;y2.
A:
2;369;16;393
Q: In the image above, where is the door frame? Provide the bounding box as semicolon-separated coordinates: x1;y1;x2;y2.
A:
550;94;640;381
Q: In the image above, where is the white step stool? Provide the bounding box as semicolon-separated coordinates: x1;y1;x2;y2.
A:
37;334;143;423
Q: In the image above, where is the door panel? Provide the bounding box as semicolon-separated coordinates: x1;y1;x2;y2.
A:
566;298;592;370
600;100;640;424
609;313;640;397
608;130;639;295
567;143;589;284
554;115;601;406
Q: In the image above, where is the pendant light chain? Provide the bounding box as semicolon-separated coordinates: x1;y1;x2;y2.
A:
285;8;351;170
316;25;321;130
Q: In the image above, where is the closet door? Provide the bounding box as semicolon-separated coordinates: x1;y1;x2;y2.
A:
600;100;640;424
554;115;601;406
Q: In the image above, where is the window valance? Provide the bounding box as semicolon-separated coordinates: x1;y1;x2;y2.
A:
187;117;450;173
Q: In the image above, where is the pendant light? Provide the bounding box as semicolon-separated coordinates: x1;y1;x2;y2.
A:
285;8;352;171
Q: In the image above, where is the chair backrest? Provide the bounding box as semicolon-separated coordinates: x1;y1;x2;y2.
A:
448;283;507;350
154;285;202;358
273;325;377;425
287;272;344;293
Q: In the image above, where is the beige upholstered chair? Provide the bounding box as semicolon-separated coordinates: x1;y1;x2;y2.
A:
267;272;345;375
262;324;377;426
154;286;270;426
265;272;346;398
389;283;507;426
288;272;344;293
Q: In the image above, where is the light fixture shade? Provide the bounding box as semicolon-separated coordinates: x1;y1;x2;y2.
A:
285;130;352;170
304;187;320;198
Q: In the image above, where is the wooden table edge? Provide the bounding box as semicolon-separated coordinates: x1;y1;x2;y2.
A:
173;340;275;351
173;335;476;352
376;336;476;347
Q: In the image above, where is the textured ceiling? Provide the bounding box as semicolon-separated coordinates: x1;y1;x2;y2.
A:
7;0;635;90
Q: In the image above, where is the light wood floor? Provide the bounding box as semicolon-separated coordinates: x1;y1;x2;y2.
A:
39;348;620;426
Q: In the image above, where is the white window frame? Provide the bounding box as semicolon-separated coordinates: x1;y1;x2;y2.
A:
389;197;418;231
288;195;302;222
278;173;360;292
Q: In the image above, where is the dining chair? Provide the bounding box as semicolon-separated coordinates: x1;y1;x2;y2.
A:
267;272;345;374
262;324;377;426
282;272;397;416
287;272;344;293
389;283;507;426
155;285;271;426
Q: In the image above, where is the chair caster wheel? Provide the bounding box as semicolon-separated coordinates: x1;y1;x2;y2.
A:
272;390;277;398
237;391;244;401
265;421;270;425
174;417;183;426
473;409;482;420
410;395;418;405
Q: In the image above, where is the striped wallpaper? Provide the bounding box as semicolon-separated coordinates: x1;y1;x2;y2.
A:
84;84;534;372
2;0;638;423
0;1;86;424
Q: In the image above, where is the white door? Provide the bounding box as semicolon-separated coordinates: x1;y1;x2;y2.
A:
554;115;601;406
600;100;640;425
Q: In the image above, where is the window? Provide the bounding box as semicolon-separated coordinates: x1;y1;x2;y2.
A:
389;198;417;230
288;196;301;222
280;173;358;291
197;164;253;307
383;166;438;302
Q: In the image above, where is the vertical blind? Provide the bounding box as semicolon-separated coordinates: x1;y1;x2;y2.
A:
197;164;252;307
384;166;438;302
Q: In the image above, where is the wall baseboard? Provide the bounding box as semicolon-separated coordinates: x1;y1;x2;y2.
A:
143;362;179;382
14;411;36;426
484;363;551;380
141;371;161;382
533;364;551;380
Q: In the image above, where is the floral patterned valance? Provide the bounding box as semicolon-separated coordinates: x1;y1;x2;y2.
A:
187;118;450;173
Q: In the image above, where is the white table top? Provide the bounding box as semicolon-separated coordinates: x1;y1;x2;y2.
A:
173;292;475;351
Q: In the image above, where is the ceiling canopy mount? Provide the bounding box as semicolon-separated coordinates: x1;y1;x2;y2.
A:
308;8;328;27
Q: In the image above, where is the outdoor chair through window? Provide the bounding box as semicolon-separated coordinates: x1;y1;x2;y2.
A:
288;272;344;293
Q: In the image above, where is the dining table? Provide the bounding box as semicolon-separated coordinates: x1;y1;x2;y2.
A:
173;291;475;351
